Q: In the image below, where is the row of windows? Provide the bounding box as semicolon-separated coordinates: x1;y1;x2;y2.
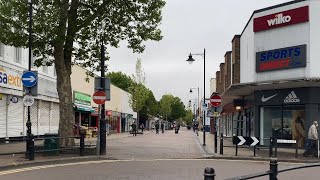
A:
0;43;56;76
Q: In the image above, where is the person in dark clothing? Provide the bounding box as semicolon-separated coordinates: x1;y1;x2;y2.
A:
161;122;164;133
131;122;137;136
140;123;145;133
155;122;159;134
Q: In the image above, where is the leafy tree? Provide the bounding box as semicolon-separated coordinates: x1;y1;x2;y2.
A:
0;0;165;144
183;110;194;125
140;89;159;121
107;71;133;92
129;59;149;126
168;97;186;121
159;94;174;121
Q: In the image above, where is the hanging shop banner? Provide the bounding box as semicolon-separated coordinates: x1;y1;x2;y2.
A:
73;91;91;106
256;44;306;72
0;67;22;90
254;6;309;32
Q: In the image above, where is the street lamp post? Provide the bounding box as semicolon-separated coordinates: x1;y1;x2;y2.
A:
26;0;34;160
186;49;206;146
189;87;200;118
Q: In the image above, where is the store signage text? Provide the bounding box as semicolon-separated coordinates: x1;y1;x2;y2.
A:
256;45;306;72
0;67;22;90
254;6;309;32
267;13;291;26
73;91;91;106
284;91;300;103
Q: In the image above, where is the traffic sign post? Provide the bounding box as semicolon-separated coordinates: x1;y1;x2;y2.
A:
233;136;260;156
209;93;222;154
23;95;35;107
93;91;107;105
22;71;37;87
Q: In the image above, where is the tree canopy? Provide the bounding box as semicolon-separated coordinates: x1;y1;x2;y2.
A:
107;71;133;92
0;0;166;143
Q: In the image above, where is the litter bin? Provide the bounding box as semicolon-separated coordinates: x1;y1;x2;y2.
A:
43;133;59;155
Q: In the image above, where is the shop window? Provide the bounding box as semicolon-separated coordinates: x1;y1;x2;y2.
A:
260;106;305;147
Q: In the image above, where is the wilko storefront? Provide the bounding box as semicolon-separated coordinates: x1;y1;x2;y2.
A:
219;0;320;146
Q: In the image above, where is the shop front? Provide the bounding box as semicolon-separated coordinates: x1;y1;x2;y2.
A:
73;90;94;128
106;110;120;134
255;87;320;147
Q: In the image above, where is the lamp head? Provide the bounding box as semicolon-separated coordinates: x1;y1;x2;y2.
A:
186;53;195;64
189;89;193;93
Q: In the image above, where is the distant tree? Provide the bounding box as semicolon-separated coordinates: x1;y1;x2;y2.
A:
159;94;174;121
140;90;159;121
129;59;149;126
169;97;186;121
184;110;194;125
107;72;133;92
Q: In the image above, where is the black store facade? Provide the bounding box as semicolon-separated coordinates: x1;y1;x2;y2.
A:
254;87;320;147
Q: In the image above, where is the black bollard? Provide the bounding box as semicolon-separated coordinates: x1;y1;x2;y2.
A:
28;134;35;160
269;158;278;180
80;131;85;156
203;167;215;180
220;133;223;155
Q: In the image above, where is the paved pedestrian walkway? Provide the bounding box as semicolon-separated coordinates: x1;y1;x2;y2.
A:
1;128;320;170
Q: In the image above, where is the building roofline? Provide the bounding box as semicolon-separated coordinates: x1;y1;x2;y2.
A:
224;51;232;57
240;0;307;36
231;35;241;42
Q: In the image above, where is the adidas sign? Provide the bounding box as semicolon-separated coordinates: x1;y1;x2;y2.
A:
284;91;300;103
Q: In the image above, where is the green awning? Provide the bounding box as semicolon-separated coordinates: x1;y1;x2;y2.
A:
74;103;95;112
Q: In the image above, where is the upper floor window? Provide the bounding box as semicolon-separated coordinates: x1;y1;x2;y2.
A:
42;66;48;74
15;47;21;63
0;43;4;57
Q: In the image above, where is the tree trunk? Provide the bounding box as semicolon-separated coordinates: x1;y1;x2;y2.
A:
55;45;75;147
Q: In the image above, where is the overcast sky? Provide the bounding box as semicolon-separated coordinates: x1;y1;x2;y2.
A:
107;0;289;106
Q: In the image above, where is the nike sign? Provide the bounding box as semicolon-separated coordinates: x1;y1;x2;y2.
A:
261;94;278;102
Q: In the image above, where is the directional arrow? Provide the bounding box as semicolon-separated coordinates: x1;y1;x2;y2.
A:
22;76;36;83
237;136;246;146
251;137;259;146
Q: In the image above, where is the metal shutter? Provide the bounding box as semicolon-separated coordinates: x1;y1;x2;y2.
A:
50;103;59;133
39;101;50;135
7;96;24;137
0;95;7;138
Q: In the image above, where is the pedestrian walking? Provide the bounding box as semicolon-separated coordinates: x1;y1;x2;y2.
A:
155;121;159;134
194;121;199;136
161;121;164;133
303;121;318;157
131;122;137;136
140;123;145;133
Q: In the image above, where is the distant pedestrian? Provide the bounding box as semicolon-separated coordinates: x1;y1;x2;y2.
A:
155;121;159;134
161;122;164;133
140;123;145;132
303;121;318;157
131;122;137;136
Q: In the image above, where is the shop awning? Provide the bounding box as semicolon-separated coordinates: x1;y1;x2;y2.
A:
73;103;95;112
221;78;320;106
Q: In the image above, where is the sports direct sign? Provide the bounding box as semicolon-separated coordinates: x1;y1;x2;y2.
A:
254;6;309;32
256;44;306;72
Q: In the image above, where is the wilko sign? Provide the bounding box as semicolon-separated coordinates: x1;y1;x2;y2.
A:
254;6;309;32
256;45;306;72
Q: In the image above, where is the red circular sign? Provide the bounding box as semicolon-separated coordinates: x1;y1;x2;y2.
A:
93;91;106;105
210;94;222;107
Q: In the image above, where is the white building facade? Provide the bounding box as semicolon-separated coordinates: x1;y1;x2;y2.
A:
0;44;59;138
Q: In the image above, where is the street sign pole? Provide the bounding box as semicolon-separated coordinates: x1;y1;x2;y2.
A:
100;38;106;155
214;107;218;153
96;105;101;157
26;0;33;160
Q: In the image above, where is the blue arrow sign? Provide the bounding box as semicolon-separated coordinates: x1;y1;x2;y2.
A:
22;71;37;87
